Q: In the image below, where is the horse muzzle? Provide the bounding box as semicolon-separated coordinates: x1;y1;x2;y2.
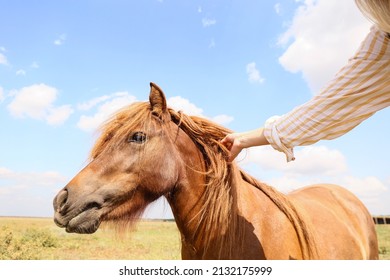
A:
53;187;104;234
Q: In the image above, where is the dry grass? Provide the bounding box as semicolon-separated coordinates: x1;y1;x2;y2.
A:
377;225;390;260
0;217;180;260
1;217;389;260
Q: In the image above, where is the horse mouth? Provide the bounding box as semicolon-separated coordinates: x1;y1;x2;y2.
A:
54;202;102;234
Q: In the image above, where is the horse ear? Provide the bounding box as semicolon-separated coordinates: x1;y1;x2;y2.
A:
149;82;170;120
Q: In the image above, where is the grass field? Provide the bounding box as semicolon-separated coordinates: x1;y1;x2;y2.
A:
0;217;389;260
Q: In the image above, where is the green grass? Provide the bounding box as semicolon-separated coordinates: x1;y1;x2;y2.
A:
0;217;389;260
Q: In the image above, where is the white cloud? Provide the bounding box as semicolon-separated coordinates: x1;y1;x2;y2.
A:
246;62;265;84
242;145;347;176
0;167;66;188
167;96;234;126
54;33;67;45
0;167;12;177
8;84;56;118
30;61;39;68
264;175;314;194
202;18;216;27
0;86;4;103
0;53;8;65
209;38;216;48
168;96;204;116
211;114;234;126
77;92;137;132
77;94;112;111
16;69;26;76
7;83;73;125
0;166;68;217
46;105;74;125
284;146;348;175
342;175;387;198
77;93;234;132
261;173;388;215
278;0;371;93
274;3;281;15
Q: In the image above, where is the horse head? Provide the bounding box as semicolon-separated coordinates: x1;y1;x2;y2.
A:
53;83;191;233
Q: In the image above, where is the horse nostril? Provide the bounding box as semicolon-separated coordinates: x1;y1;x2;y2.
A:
54;188;69;213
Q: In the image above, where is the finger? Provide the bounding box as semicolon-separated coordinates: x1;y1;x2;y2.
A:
220;135;231;144
228;146;242;162
221;137;233;149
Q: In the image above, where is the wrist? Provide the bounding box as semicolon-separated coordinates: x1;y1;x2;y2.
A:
240;128;269;149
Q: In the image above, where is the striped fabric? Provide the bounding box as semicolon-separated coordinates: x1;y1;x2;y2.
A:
264;25;390;162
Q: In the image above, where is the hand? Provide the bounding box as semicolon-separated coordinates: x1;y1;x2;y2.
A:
221;128;269;162
221;133;245;162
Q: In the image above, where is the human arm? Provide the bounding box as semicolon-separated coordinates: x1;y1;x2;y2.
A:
223;26;390;162
264;25;390;161
221;128;269;162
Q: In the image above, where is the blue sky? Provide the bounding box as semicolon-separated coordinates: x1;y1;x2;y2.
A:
0;0;389;219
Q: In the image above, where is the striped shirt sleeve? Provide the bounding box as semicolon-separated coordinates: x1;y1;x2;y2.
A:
263;25;390;162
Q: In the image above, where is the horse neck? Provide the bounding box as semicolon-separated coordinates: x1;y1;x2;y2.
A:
164;127;247;259
164;128;208;239
163;120;317;259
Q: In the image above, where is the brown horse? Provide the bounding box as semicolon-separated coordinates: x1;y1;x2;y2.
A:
53;83;378;260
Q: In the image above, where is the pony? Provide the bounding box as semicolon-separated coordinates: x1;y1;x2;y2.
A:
53;83;378;259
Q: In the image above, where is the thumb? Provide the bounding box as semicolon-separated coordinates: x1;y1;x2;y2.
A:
221;135;233;149
227;145;242;162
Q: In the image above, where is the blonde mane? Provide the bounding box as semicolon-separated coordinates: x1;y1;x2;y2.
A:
90;101;317;259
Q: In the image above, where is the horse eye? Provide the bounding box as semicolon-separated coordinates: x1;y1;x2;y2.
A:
128;132;147;143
